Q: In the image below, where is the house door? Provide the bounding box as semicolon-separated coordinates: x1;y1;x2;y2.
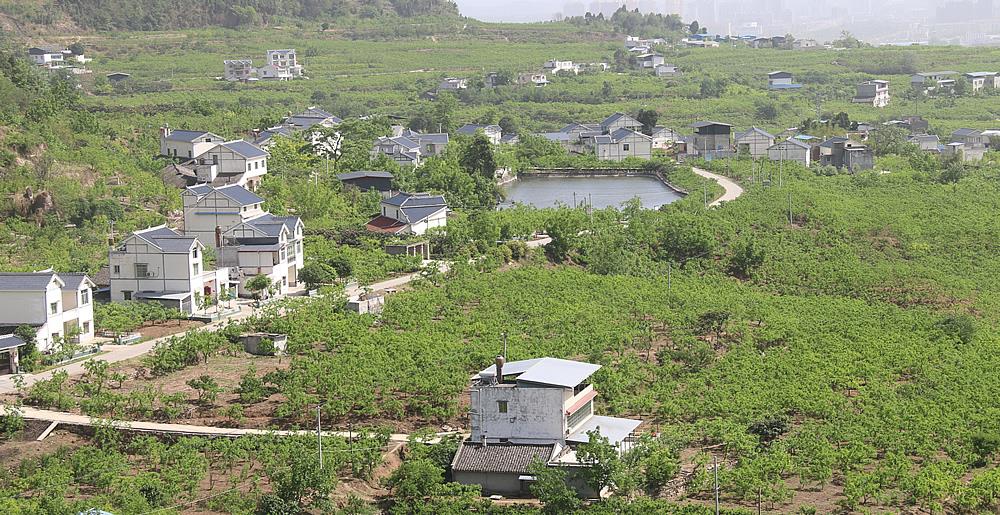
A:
0;352;13;375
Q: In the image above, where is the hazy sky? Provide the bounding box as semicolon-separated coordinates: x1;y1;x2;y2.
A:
455;0;558;22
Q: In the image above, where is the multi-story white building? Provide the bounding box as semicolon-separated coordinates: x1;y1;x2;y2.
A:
223;59;254;81
543;59;580;75
182;184;266;250
0;271;96;352
852;80;891;108
189;140;269;191
109;226;230;314
451;357;642;498
159;126;225;160
218;214;304;298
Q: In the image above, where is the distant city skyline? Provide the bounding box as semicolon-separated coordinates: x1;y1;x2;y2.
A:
454;0;1000;45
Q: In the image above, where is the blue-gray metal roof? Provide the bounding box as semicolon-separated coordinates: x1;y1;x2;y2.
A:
567;415;642;445
60;273;94;290
417;133;449;145
400;205;446;223
609;128;650;142
384;192;446;208
165;130;217;143
216;185;264;206
953;128;982;137
0;334;26;351
541;132;571;142
222;140;268;159
500;357;602;388
476;357;545;378
133;226;198;253
457;124;501;135
0;272;61;291
247;213;301;236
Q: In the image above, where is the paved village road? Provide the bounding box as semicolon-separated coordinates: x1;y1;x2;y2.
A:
692;167;745;207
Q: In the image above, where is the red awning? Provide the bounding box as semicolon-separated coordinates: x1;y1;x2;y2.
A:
365;216;408;234
566;389;598;415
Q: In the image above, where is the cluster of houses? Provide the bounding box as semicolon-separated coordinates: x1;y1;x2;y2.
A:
911;70;1000;95
26;45;91;75
622;38;681;78
223;49;304;82
897;116;993;162
732;125;875;171
541;113;661;161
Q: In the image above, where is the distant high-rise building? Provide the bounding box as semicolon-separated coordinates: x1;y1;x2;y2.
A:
665;0;683;16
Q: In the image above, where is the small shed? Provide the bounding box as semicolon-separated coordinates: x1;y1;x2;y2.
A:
0;334;26;375
337;171;395;197
240;333;287;356
106;72;131;84
347;293;386;315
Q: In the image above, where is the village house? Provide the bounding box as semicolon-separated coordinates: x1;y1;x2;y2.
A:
943;141;987;162
650;126;683;149
911;71;958;94
372;127;449;167
159;127;224;160
767;71;802;90
908;134;942;152
0;272;96;356
689;121;734;158
543;59;580;75
217;214;304;298
593;129;653;161
457;124;503;145
767;138;812;166
451;357;642;498
189;140;269;191
366;192;447;236
181;184;266;250
734;127;775;158
438;77;468;91
654;64;681;78
517;73;550;87
224;59;255;82
600;113;643;134
852;80;891;108
963;72;999;93
820;138;874;172
265;49;303;78
250;126;296;149
337;171;395;197
282;107;342;130
109;226;231;314
951;128;990;147
637;53;665;69
27;46;69;68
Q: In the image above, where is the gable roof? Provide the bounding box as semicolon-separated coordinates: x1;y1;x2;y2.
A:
253;126;295;145
451;443;554;474
690;121;733;129
246;213;302;236
220;140;268;159
60;273;96;290
953;128;983;137
772;138;811;150
457;124;501;136
736;127;775;140
820;136;849;148
0;334;27;351
601;112;641;128
608;128;652;142
186;184;263;206
165;130;221;143
383;192;448;224
0;272;63;291
132;226;200;253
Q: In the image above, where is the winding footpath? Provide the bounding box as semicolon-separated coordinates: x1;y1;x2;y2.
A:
692;167;745;207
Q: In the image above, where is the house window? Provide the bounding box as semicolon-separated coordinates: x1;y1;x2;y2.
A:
50;301;59;314
497;400;508;413
567;400;593;429
187;150;192;158
82;321;90;334
113;265;120;275
192;248;198;259
247;163;251;172
212;154;218;164
282;276;287;286
80;289;90;305
193;263;200;275
254;161;259;170
123;291;132;301
623;144;630;151
135;263;149;277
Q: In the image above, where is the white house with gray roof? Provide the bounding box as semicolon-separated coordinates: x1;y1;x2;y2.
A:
594;128;652;161
366;192;447;235
451;357;642;498
109;226;231;313
218;214;304;297
190;140;269;191
371;128;449;167
457;124;503;145
159;126;224;160
767;138;812;166
182;184;266;249
735;127;776;158
0;271;96;355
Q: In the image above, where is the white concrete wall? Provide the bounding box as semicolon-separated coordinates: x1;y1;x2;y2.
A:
767;144;810;166
596;137;652;161
109;239;199;302
160;136;222;160
472;385;566;444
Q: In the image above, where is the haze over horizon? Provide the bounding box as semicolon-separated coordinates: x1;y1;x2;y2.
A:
455;0;1000;45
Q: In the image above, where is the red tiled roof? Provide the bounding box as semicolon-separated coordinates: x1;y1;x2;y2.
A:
365;216;407;234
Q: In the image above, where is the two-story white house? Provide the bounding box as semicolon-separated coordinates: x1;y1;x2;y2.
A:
109;226;230;313
451;357;642;498
735;127;776;158
366;192;447;236
223;59;255;81
852;80;891;108
182;184;266;250
457;124;503;145
159;126;224;160
27;46;66;68
438;77;468;91
191;140;269;191
265;49;303;78
371;128;449;167
0;272;96;354
218;214;304;298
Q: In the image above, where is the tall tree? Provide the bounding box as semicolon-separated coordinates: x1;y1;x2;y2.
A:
636;109;658;135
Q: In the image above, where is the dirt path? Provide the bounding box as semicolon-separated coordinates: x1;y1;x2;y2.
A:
692;167;744;207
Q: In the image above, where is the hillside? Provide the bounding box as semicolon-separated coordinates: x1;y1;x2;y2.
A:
0;0;460;31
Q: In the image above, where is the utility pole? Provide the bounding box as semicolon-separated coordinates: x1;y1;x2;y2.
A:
704;184;708;208
714;454;720;515
787;192;793;225
316;404;323;470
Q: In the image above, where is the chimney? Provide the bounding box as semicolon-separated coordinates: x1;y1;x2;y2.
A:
494;355;505;383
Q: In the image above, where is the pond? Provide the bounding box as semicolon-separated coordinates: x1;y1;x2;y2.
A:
500;175;684;210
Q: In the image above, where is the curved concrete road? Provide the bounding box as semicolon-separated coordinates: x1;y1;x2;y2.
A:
692;167;744;207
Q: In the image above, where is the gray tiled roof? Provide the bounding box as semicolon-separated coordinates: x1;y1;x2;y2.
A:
337;170;394;180
601;112;640;128
384;192;447;208
953;128;982;137
416;133;450;145
221;140;268;159
452;442;554;474
247;213;302;236
60;273;94;290
541;132;571;142
457;124;501;135
0;272;60;291
400;205;447;224
134;226;199;253
166;130;219;143
609;128;651;142
215;185;264;206
0;334;26;351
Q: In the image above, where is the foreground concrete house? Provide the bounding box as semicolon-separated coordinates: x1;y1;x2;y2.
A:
366;192;447;236
689;121;734;158
109;226;230;314
0;272;96;353
452;357;641;498
735;127;775;158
